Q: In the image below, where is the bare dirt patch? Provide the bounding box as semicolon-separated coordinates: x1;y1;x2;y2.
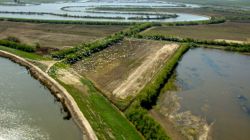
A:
57;69;82;86
0;21;127;49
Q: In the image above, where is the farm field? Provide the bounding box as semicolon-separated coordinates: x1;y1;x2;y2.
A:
142;22;250;43
0;21;127;49
73;38;179;106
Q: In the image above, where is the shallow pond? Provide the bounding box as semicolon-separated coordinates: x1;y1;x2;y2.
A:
158;48;250;140
0;57;82;140
0;0;209;22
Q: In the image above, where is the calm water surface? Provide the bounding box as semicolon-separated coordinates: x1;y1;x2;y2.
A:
172;48;250;140
0;57;82;140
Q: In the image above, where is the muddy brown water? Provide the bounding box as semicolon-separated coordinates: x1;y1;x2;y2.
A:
159;48;250;140
0;57;82;140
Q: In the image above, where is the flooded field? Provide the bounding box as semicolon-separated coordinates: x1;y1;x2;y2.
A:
156;48;250;140
0;57;82;140
0;0;209;22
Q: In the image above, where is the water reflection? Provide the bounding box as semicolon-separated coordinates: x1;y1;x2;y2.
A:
0;57;82;140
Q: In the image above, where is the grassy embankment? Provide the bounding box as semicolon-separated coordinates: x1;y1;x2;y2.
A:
49;63;143;140
0;45;48;60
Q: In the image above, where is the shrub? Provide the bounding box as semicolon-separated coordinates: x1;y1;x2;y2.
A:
5;36;21;43
0;39;36;52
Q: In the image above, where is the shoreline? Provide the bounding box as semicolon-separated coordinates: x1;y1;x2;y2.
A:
0;50;98;140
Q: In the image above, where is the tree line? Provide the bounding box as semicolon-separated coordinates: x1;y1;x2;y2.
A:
0;38;36;52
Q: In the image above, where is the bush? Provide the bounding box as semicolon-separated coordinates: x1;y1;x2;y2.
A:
0;39;36;52
5;36;21;43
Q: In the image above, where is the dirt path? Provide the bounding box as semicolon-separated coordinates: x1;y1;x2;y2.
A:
112;44;179;99
38;60;58;73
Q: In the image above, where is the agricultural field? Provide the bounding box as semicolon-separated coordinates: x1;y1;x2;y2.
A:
0;21;127;50
142;22;250;43
73;38;179;106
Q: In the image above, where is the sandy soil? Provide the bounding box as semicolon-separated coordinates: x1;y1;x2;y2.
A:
113;44;179;99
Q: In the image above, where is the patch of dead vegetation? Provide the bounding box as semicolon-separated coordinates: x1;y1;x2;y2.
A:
73;38;179;101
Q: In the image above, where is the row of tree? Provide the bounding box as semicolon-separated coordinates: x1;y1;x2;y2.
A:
0;38;36;52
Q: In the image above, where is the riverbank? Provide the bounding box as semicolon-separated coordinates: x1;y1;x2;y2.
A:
0;50;98;140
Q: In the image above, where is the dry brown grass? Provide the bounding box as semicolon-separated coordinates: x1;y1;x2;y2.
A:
0;21;127;49
73;38;178;101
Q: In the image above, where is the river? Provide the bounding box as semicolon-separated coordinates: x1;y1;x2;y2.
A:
0;57;82;140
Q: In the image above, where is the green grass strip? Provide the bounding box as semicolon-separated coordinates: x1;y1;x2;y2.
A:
51;71;142;140
0;45;49;60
